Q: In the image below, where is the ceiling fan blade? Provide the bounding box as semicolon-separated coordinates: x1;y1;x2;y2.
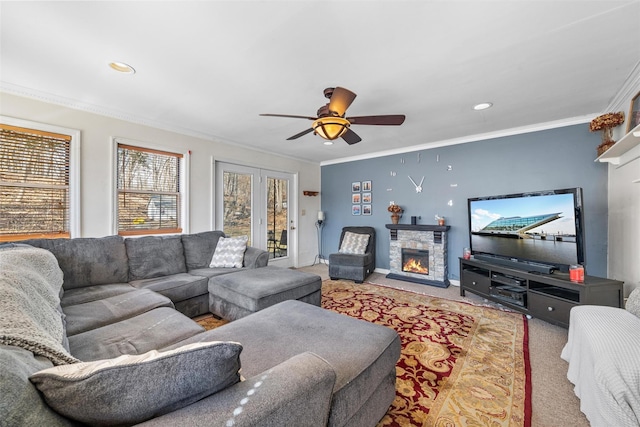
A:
341;128;362;145
328;87;357;116
347;115;406;125
260;113;317;120
286;128;315;140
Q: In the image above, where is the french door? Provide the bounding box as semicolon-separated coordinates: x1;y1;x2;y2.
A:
215;162;296;267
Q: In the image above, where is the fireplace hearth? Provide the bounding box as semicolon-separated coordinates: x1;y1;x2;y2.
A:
385;224;450;288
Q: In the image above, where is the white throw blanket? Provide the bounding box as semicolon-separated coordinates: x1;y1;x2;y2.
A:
0;245;79;365
561;305;640;427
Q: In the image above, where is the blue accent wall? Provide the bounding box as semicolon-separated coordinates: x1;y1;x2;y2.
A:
321;124;608;280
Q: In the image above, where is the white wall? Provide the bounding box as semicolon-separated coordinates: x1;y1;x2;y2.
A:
0;93;321;267
606;64;640;296
608;155;640;295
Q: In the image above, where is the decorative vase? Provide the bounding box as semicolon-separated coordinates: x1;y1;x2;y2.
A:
391;213;400;224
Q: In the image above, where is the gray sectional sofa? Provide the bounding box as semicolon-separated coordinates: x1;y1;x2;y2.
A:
0;232;401;426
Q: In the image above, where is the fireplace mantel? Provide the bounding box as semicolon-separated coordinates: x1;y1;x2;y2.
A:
385;224;450;232
385;224;450;288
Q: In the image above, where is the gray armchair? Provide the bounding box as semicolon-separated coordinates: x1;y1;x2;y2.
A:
328;226;376;284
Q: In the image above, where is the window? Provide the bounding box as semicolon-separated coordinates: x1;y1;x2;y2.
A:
116;142;184;235
0;120;79;241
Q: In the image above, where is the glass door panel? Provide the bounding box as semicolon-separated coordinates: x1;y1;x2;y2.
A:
266;176;288;259
221;170;253;245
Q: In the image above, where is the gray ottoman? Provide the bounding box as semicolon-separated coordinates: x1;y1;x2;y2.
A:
208;266;322;320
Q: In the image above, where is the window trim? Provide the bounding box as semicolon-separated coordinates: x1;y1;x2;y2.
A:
0;115;81;239
112;137;189;236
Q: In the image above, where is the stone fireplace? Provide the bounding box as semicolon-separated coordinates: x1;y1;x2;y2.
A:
385;224;450;288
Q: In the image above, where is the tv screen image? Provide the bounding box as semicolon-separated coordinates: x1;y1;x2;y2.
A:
468;188;585;273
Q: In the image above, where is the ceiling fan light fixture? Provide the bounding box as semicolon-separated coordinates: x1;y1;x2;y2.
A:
108;61;136;74
312;117;350;140
473;102;493;111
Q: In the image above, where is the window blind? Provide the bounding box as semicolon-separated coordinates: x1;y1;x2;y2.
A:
0;124;71;241
117;143;182;235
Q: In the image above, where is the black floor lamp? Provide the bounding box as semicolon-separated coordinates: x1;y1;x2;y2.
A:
314;211;325;265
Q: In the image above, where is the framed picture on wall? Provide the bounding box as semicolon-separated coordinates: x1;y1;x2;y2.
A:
628;90;640;132
362;180;372;191
362;204;372;215
352;193;361;204
352;205;361;215
362;192;371;203
352;181;361;192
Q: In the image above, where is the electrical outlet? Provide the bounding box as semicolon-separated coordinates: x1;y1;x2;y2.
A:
301;209;306;216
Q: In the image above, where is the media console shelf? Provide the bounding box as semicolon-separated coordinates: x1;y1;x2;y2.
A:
460;257;623;327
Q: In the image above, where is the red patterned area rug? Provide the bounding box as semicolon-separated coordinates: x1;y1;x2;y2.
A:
321;280;531;427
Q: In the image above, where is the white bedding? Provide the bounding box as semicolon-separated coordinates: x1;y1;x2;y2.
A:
561;305;640;427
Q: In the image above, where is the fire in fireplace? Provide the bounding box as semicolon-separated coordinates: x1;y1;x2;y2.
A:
401;248;429;275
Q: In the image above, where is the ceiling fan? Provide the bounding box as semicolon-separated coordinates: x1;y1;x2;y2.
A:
260;87;405;145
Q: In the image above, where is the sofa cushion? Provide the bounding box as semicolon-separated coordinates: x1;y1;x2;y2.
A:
328;252;372;267
130;273;209;303
68;307;205;361
181;231;225;270
60;283;136;307
339;231;370;255
208;266;322;313
30;341;243;426
125;235;187;281
186;266;238;278
63;289;174;336
18;236;129;290
209;236;248;268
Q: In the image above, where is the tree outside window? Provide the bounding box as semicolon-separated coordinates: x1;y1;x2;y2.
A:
117;143;182;235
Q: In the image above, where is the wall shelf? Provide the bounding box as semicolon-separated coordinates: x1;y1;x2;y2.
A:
596;123;640;166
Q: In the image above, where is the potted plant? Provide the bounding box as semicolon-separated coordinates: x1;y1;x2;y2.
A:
590;111;625;156
388;204;403;224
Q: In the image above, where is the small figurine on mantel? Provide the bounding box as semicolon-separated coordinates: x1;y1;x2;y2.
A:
435;215;445;226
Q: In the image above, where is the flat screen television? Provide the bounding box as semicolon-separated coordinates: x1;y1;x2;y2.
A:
467;188;585;273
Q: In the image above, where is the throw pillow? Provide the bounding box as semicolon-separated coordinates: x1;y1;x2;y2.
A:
626;287;640;318
339;231;370;255
210;236;248;268
29;341;243;426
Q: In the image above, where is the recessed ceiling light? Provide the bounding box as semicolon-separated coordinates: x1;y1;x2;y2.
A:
323;141;334;145
108;62;136;74
473;102;493;111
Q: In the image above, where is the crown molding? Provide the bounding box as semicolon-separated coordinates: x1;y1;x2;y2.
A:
606;60;640;113
320;115;595;166
0;83;319;166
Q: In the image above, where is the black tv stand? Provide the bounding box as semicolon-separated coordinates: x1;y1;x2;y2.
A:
473;254;555;274
460;257;623;327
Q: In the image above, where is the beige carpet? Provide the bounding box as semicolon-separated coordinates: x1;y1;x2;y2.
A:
298;264;589;427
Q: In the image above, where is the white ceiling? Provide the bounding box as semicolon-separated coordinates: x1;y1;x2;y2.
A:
1;1;639;164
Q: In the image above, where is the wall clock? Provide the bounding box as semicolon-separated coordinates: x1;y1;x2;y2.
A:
408;175;424;193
